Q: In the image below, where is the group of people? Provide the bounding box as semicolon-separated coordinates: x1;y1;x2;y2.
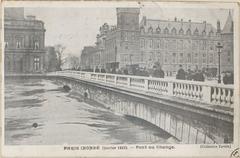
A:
81;65;233;84
176;65;205;82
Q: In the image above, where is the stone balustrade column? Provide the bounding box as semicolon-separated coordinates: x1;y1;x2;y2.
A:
202;85;211;103
127;77;131;88
114;75;117;85
144;79;149;91
167;82;174;96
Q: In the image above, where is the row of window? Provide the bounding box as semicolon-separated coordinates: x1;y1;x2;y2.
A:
5;41;40;49
140;26;216;36
140;39;218;51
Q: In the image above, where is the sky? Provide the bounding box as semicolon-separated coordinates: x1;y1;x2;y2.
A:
24;4;233;57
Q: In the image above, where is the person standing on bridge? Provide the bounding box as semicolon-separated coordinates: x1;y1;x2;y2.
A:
176;65;186;80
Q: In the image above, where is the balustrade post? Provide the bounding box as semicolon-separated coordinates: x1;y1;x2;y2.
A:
167;82;174;96
114;75;117;85
144;79;149;91
202;85;211;103
127;77;131;88
104;75;107;83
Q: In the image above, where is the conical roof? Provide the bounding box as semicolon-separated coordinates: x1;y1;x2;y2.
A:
222;11;233;33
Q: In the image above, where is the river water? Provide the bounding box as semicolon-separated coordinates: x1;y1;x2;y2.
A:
5;78;172;145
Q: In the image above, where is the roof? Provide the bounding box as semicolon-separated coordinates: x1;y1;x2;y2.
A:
140;17;217;35
222;11;233;34
82;46;98;55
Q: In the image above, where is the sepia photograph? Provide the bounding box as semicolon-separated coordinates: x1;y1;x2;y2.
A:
1;1;239;157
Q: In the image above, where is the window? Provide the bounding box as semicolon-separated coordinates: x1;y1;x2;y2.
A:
5;41;8;48
179;53;184;63
140;39;145;48
34;57;40;71
149;39;153;48
187;54;191;63
34;41;39;49
209;30;213;36
194;28;199;35
156;27;161;34
156;40;160;49
209;54;213;63
186;29;191;35
140;26;145;34
202;30;206;36
178;40;183;50
179;28;184;35
171;28;177;35
148;27;153;33
16;41;21;48
164;28;169;34
172;53;176;63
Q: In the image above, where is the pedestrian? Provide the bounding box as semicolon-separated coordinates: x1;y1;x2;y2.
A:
176;65;186;80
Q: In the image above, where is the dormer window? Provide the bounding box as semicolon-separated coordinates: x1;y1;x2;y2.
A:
209;30;213;36
179;28;184;35
186;29;191;35
164;28;169;34
140;26;145;34
202;30;206;36
171;28;177;35
148;26;153;33
156;26;161;34
194;28;199;35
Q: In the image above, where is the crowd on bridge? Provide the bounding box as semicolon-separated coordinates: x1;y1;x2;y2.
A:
79;64;233;84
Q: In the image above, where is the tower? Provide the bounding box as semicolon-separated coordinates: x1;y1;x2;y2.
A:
116;8;140;68
221;10;234;72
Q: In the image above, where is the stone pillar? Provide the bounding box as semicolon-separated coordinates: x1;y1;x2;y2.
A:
202;85;211;103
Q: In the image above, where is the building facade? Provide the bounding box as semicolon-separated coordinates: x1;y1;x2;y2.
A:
4;8;46;74
80;8;234;75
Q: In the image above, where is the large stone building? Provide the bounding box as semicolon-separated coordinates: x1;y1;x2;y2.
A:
81;8;233;75
4;8;46;74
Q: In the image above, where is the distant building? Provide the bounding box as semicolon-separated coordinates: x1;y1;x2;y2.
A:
45;46;58;72
81;8;233;75
4;7;46;74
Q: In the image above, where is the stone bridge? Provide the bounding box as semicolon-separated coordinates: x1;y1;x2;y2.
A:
6;71;234;144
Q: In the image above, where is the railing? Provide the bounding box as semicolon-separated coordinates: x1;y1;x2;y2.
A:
49;70;234;108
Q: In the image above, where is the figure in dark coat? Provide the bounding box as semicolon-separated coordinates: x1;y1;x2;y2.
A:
176;65;186;80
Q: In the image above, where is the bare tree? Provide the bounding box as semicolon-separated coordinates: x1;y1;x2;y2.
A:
67;55;80;70
54;44;66;71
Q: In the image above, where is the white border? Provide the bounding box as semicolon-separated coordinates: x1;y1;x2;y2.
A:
1;1;239;157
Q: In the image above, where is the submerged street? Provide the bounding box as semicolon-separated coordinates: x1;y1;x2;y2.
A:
5;78;172;145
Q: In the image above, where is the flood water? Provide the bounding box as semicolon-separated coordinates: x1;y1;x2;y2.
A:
5;78;172;145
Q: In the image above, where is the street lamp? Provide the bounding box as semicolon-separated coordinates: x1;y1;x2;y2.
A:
216;42;223;84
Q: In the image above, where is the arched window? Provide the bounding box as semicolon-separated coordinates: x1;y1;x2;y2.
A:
156;26;161;34
179;28;184;35
164;27;169;34
186;28;191;35
194;28;199;35
171;27;177;35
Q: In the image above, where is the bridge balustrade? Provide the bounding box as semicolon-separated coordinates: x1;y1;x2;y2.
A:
51;70;234;108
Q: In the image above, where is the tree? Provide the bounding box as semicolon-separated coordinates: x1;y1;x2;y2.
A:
67;55;80;70
55;44;66;71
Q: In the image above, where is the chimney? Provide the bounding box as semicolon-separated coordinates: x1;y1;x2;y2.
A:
26;15;36;20
188;19;191;22
217;20;221;33
181;19;183;22
174;17;177;22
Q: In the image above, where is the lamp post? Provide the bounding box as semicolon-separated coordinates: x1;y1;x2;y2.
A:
216;42;223;84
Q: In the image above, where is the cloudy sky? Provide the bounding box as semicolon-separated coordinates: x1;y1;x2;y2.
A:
24;3;233;57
